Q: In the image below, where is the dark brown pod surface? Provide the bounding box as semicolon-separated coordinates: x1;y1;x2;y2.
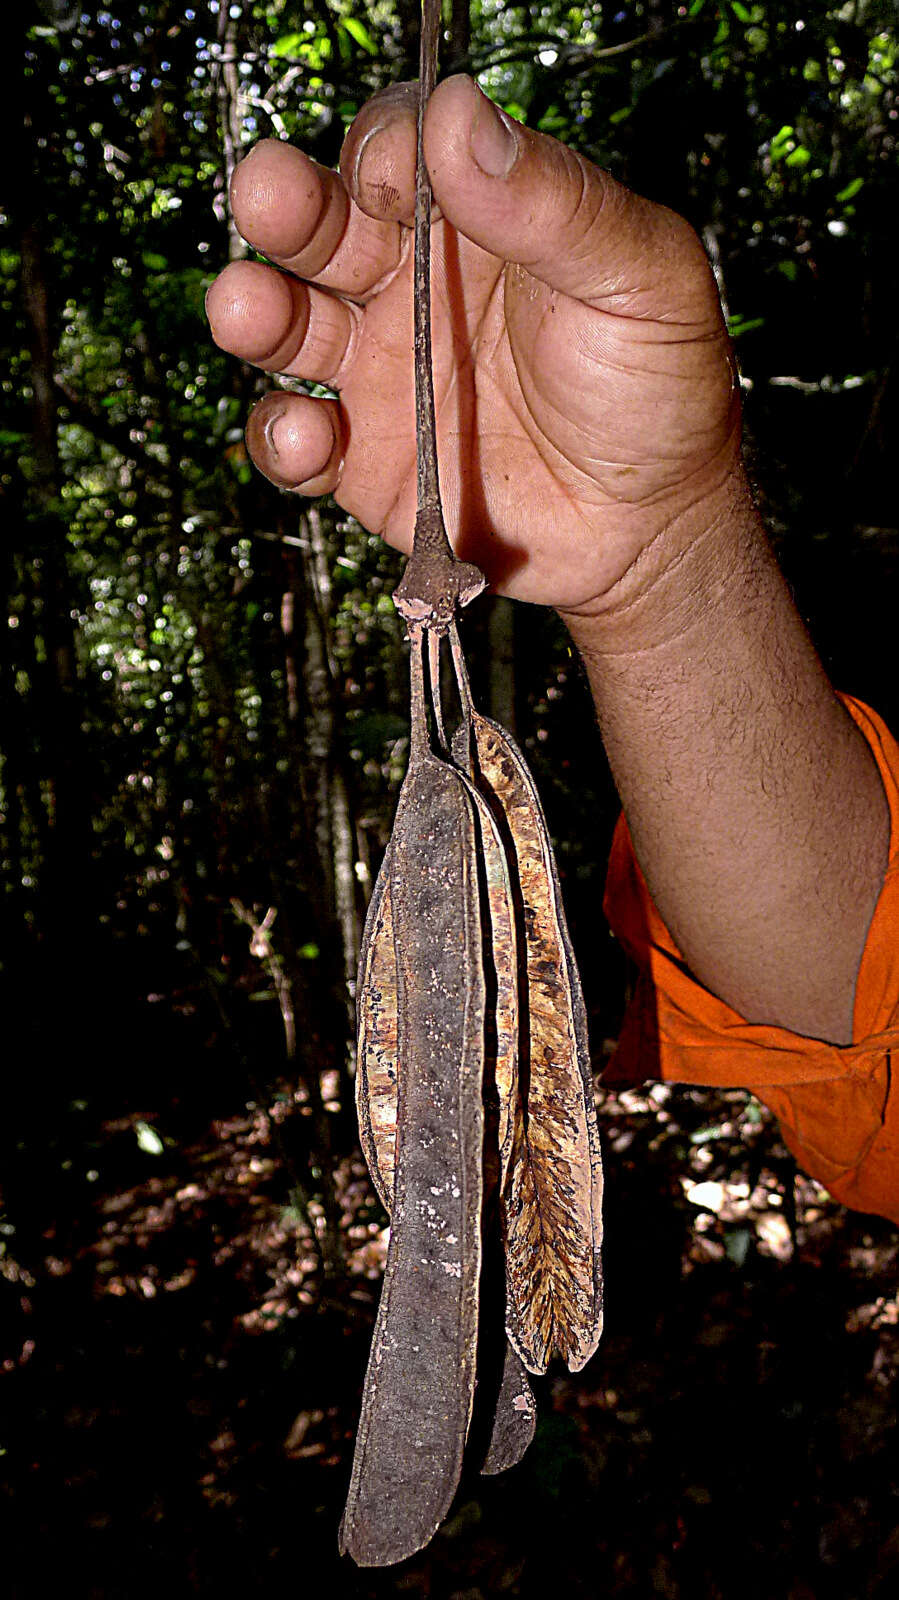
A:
354;773;517;1215
480;1342;537;1476
351;745;537;1492
339;756;486;1567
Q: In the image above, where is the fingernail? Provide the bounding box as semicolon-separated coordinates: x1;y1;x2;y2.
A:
470;89;518;178
262;405;286;459
353;123;386;195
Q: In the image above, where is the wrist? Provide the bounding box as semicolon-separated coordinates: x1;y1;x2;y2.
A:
557;464;762;664
559;458;889;1044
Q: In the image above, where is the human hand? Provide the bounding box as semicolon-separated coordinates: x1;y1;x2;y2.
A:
206;75;741;617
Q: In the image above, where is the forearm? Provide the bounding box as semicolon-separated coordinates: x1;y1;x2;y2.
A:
563;469;889;1046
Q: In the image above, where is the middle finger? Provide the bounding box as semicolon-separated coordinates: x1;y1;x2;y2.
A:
230;140;406;302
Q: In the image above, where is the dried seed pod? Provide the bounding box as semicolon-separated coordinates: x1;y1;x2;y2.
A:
354;693;534;1484
354;791;517;1189
480;1342;537;1476
478;714;603;1373
355;774;517;1215
339;642;487;1568
354;856;398;1214
450;632;603;1376
457;739;520;1193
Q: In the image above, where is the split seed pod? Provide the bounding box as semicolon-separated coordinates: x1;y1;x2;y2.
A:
343;625;603;1566
450;632;603;1376
351;642;539;1506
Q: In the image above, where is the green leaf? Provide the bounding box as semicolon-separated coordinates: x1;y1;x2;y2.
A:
777;260;799;282
836;176;864;202
769;124;795;161
341;16;378;55
688;0;707;15
785;144;811;168
730;1;752;22
537;107;570;134
726;313;765;338
271;31;304;58
689;1124;727;1145
141;251;168;271
135;1120;164;1156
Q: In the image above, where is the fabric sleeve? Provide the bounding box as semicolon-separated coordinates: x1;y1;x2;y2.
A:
602;695;899;1224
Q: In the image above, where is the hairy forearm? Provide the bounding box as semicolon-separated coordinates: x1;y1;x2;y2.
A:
564;470;889;1045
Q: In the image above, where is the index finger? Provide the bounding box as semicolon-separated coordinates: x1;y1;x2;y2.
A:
230;139;405;302
338;81;420;226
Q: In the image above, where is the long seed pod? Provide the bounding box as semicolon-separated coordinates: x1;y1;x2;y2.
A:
352;646;536;1495
339;633;487;1568
450;628;604;1376
359;723;520;1220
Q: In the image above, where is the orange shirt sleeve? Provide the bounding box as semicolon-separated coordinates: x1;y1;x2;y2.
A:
602;695;899;1223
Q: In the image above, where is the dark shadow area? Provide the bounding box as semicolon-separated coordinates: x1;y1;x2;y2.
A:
3;966;897;1597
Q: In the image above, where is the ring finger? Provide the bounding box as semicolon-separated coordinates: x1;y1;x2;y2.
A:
206;259;362;386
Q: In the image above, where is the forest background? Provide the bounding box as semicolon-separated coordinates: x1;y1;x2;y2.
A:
5;1;899;1595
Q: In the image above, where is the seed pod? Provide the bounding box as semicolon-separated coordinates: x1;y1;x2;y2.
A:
458;740;520;1195
354;855;398;1214
450;632;603;1376
480;1342;537;1477
478;712;603;1373
355;766;517;1217
354;698;534;1483
340;641;487;1568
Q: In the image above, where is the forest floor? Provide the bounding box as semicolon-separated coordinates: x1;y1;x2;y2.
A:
3;1022;899;1599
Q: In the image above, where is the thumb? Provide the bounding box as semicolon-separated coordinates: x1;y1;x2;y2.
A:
426;76;711;317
